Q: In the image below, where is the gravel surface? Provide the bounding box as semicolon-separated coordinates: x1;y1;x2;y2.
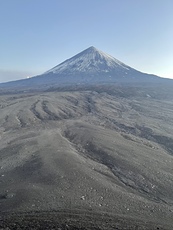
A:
0;85;173;229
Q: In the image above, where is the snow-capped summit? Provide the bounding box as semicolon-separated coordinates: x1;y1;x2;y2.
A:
45;46;130;75
0;46;163;89
40;46;160;84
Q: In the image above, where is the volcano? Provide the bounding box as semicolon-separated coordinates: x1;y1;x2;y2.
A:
0;46;163;89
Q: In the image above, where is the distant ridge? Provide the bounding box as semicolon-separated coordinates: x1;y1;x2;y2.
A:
0;46;169;89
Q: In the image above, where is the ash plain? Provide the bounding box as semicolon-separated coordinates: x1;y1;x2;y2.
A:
0;84;173;229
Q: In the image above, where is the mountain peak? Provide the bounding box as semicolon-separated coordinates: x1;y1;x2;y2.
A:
86;46;99;52
83;46;109;56
45;46;130;75
87;46;97;50
0;46;161;88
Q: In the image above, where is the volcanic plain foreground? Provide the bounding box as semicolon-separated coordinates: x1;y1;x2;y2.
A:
0;86;173;229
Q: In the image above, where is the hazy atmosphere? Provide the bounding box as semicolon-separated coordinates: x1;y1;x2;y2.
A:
0;0;173;82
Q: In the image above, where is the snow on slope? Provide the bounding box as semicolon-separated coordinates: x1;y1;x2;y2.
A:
45;46;131;75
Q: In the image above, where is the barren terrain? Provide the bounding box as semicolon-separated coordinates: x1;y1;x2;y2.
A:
0;85;173;229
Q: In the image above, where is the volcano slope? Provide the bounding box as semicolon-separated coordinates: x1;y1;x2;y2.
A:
0;84;173;229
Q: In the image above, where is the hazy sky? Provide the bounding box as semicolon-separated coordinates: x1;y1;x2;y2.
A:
0;0;173;82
